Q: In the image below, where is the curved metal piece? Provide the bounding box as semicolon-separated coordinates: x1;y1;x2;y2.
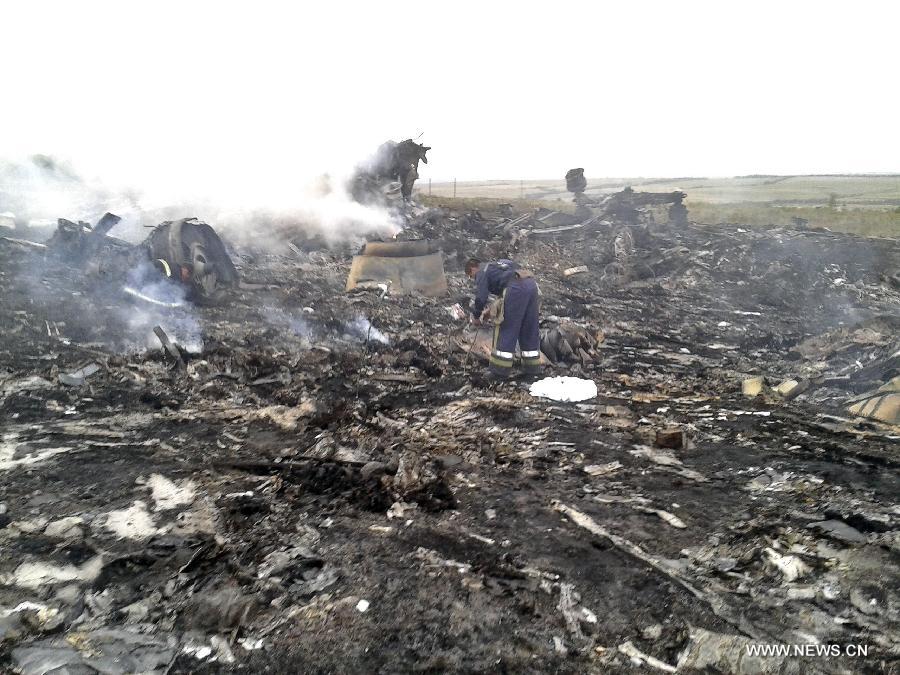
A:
362;240;441;258
346;252;447;297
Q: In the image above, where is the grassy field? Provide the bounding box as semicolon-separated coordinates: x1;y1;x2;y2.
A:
420;175;900;237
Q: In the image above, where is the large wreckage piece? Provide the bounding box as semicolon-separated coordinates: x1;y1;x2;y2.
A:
45;214;238;303
45;212;129;261
144;218;239;301
515;185;688;245
345;239;448;296
351;139;430;203
565;168;689;226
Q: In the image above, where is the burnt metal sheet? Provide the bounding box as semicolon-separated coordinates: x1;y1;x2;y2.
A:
346;251;447;296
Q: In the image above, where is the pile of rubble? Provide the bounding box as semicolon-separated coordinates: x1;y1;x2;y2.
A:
0;197;898;673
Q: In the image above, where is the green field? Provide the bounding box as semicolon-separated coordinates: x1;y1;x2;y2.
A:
421;175;900;237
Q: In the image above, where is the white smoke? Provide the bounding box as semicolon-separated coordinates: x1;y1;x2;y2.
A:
0;151;405;247
208;175;403;249
119;263;204;353
0;155;139;230
346;315;390;345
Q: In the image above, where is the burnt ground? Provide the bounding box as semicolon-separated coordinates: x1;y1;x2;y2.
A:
1;211;899;674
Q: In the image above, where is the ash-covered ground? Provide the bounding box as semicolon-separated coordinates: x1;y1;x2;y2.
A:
1;205;899;674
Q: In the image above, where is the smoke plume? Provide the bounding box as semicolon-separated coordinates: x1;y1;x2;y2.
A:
0;153;405;248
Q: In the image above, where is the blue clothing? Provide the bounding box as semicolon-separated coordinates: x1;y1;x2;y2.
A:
490;276;541;376
472;259;519;318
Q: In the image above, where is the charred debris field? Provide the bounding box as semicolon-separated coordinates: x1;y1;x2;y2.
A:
1;199;899;674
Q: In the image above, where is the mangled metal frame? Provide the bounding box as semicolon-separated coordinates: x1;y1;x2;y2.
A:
44;213;239;303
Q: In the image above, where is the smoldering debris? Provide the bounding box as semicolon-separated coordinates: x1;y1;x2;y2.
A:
43;214;239;305
0;192;898;674
351;139;431;204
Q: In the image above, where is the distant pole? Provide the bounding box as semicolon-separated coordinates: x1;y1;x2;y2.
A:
428;178;432;196
453;178;457;198
520;180;524;198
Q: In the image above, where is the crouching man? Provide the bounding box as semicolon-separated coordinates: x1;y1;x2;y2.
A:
465;258;541;380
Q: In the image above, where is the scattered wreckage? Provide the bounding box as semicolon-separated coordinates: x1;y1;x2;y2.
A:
8;213;239;305
0;188;899;673
566;167;689;226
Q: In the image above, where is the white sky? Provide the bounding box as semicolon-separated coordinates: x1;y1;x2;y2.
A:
2;0;898;195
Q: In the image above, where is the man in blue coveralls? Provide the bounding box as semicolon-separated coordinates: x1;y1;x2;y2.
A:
465;258;541;379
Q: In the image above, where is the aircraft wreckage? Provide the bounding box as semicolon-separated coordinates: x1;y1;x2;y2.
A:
33;214;240;305
0;174;898;673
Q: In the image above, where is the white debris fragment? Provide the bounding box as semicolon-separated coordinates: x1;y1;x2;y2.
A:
387;501;416;520
7;556;105;589
642;508;687;529
182;644;213;660
579;607;598;624
356;599;370;612
43;516;85;539
239;638;264;651
414;547;472;574
224;491;255;499
210;635;236;663
9;517;48;534
629;446;707;482
0;436;73;472
448;303;467;320
764;547;810;582
1;601;48;616
583;461;623;477
145;473;196;511
629;446;681;467
99;500;161;539
618;640;677;672
1;376;53;395
467;532;495;545
529;376;597;402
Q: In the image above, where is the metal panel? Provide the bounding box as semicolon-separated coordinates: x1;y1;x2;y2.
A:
346;251;448;297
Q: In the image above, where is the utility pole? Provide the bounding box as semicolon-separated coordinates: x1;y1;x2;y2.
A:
453;178;457;198
428;178;432;196
520;180;524;199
